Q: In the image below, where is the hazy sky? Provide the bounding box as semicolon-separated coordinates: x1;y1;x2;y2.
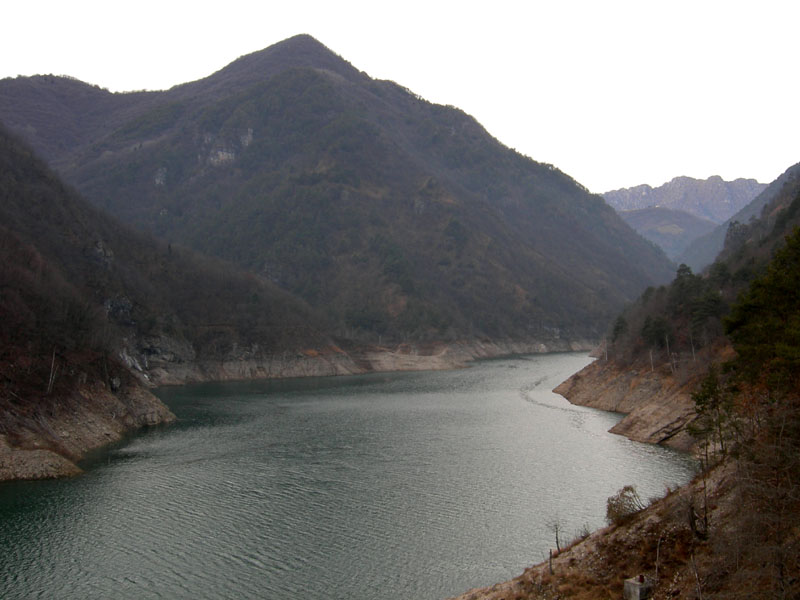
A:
3;1;797;192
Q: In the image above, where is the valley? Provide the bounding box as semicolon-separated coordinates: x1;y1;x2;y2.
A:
1;29;799;600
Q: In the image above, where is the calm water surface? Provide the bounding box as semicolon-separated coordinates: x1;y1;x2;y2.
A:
0;353;696;599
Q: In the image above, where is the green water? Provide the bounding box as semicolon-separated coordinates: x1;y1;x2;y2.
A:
0;354;696;599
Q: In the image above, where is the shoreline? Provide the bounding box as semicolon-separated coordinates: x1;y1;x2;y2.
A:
553;358;698;453
3;341;710;597
132;338;596;387
0;382;175;482
1;338;594;482
445;350;725;599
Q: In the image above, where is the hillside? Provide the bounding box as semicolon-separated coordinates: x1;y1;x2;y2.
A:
1;124;174;478
0;121;612;481
564;163;800;455
0;123;366;479
604;175;765;223
617;206;716;259
0;34;674;344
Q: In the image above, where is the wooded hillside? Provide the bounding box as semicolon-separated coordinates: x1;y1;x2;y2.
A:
0;35;675;343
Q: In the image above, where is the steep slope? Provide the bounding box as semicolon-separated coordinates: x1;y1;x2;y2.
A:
617;206;716;259
604;175;766;223
0;34;674;344
448;463;738;600
0;124;364;479
0;125;172;479
678;162;800;271
0;122;347;367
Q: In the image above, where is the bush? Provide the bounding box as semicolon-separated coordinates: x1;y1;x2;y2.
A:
605;485;646;525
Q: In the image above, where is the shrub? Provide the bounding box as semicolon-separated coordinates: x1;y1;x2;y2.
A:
606;485;646;525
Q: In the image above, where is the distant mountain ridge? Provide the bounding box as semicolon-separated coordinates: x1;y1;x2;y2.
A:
604;175;766;224
0;34;675;344
678;162;800;271
617;206;717;260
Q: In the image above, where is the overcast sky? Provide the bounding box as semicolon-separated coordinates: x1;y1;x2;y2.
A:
2;1;797;193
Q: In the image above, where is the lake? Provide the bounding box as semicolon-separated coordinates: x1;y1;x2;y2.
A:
0;353;696;599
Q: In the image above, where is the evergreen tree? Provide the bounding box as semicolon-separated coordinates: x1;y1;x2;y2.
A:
725;227;800;397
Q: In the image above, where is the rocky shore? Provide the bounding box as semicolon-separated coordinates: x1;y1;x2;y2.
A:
445;346;739;599
128;336;596;387
553;358;698;452
555;343;734;453
0;382;175;481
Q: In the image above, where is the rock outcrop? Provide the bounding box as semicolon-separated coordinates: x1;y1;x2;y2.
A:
553;359;698;452
554;343;736;453
0;380;175;481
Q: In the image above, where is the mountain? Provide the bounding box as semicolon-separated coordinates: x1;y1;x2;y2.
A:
677;162;800;271
0;34;674;343
0;122;338;355
0;122;362;477
604;175;766;224
617;206;717;259
712;163;800;271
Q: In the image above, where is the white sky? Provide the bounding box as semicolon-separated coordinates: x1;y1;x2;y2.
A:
2;0;798;192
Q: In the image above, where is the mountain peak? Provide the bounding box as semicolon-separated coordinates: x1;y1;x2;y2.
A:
0;38;676;342
272;33;330;53
242;33;341;67
190;34;362;95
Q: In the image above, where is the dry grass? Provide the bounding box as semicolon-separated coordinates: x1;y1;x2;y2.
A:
448;465;740;600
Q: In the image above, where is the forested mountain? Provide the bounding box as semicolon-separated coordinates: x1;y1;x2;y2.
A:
603;175;765;223
677;162;800;271
0;34;674;343
616;206;716;259
609;163;800;373
0;123;334;404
